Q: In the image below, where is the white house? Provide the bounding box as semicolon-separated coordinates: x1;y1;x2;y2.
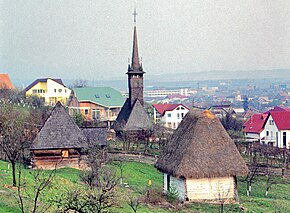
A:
243;113;268;142
152;104;189;129
24;78;71;106
263;111;290;148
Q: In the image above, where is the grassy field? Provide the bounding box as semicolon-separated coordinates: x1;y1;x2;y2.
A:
0;160;289;212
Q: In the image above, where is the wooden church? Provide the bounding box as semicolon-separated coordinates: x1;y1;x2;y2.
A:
155;109;248;203
114;9;151;134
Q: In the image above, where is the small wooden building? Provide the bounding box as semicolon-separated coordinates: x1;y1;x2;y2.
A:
30;102;89;169
155;109;248;203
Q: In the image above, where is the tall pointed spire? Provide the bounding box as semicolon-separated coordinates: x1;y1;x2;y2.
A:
129;8;143;72
131;25;140;69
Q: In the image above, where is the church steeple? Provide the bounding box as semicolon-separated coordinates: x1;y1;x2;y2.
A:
127;8;145;107
131;26;141;70
128;8;143;73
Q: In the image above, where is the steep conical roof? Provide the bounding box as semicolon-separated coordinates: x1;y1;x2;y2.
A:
115;99;151;131
31;102;88;150
155;109;248;178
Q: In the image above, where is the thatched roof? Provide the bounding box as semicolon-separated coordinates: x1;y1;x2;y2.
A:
115;99;151;131
155;109;248;179
31;102;88;150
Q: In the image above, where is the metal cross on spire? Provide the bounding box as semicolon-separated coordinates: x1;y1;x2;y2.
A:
132;8;138;23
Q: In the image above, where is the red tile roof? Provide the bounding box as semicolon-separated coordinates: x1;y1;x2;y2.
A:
0;74;14;89
152;104;189;115
269;111;290;130
243;113;267;133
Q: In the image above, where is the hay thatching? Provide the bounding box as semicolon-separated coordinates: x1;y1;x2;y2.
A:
155;109;248;179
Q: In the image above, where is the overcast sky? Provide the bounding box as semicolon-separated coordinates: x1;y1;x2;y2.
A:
1;0;289;82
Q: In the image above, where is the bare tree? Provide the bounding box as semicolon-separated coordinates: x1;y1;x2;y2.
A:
55;167;120;213
71;79;89;88
16;164;56;213
0;103;40;186
128;193;141;213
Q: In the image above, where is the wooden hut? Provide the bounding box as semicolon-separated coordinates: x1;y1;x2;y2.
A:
30;102;89;169
155;109;248;203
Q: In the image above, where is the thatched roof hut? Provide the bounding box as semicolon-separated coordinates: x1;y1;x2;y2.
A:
155;109;248;203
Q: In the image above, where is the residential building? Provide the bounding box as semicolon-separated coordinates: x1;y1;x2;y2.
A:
152;103;189;129
68;87;125;126
0;74;14;89
24;78;71;106
243;106;290;148
263;111;290;148
243;113;268;142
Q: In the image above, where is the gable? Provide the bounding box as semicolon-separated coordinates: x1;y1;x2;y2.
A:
31;102;88;150
269;111;290;130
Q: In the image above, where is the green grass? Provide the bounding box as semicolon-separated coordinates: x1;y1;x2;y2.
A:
0;160;289;212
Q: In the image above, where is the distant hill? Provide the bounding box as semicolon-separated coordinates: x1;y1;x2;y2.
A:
145;69;290;82
11;69;290;89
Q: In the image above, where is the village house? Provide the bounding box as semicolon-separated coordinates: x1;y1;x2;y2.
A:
155;109;248;203
0;74;14;89
24;78;71;106
152;103;189;129
263;110;290;148
30;102;107;169
67;87;124;127
243;113;268;142
243;106;290;148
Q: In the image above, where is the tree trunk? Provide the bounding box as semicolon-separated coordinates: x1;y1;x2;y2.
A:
11;162;17;186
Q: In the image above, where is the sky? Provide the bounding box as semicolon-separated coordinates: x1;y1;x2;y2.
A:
0;0;290;82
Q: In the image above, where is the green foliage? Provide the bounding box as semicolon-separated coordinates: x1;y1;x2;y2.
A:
0;160;289;213
166;184;179;203
72;111;85;127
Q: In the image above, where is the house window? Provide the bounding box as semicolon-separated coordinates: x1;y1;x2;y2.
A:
58;89;62;92
167;122;172;128
61;150;69;158
84;109;89;115
32;89;37;94
266;131;269;136
54;89;57;93
181;113;184;118
92;109;100;120
181;107;185;110
167;113;171;118
177;113;180;119
283;132;286;147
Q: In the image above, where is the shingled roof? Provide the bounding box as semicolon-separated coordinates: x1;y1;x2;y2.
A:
81;127;107;146
115;99;151;131
155;109;248;179
31;102;88;150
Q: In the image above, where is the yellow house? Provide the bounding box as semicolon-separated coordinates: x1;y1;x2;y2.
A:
24;78;71;106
